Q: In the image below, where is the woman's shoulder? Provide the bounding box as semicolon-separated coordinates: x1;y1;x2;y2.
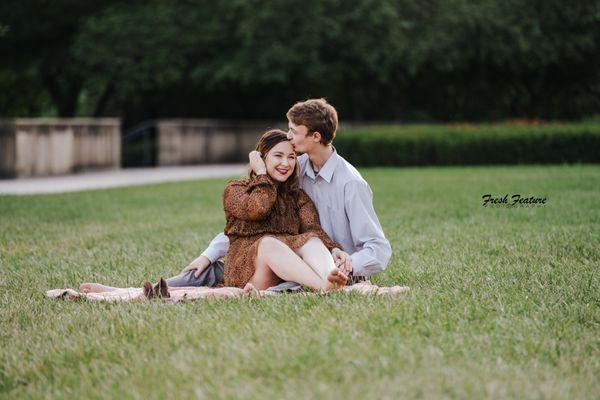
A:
225;177;250;188
225;174;274;187
223;178;249;198
224;174;274;195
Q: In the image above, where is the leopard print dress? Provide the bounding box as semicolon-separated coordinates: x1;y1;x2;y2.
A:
222;174;340;288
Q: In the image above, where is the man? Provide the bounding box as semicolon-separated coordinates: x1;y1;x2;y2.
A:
167;98;391;289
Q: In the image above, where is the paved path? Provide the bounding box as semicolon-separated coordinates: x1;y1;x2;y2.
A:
0;165;247;195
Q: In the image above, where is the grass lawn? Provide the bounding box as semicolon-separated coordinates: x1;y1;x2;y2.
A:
1;165;598;399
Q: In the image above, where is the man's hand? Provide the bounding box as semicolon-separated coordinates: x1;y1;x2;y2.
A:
181;255;211;278
249;151;267;175
331;248;352;276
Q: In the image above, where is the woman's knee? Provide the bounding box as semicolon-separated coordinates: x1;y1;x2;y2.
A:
257;236;284;253
297;237;325;256
308;237;323;245
305;237;325;249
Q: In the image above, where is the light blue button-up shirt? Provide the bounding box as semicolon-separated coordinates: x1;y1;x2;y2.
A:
201;149;392;276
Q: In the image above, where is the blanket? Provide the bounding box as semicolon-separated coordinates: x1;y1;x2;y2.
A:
46;281;410;303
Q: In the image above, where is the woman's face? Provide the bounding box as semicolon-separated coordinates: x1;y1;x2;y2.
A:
264;141;296;182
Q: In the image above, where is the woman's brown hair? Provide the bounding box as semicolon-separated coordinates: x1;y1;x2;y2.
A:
249;129;300;194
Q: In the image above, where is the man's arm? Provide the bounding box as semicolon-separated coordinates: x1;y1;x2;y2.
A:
344;180;392;276
201;232;230;263
182;232;230;277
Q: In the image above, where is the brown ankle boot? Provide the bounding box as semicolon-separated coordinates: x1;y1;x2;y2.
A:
153;277;170;298
143;281;155;299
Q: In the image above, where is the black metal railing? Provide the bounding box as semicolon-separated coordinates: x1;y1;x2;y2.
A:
121;120;157;167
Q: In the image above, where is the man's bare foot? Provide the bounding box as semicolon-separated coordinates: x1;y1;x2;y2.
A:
327;268;348;290
80;283;117;293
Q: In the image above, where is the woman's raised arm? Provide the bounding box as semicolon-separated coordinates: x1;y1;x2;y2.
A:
223;175;277;221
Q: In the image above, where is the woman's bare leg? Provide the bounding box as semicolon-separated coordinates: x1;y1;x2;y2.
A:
295;237;347;287
250;237;333;291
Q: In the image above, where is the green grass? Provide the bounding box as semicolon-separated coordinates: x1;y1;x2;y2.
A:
1;165;599;399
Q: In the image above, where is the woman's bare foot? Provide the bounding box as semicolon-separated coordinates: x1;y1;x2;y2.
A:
243;283;261;298
327;268;348;290
80;283;117;293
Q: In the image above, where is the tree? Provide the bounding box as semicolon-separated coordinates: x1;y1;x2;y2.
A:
1;0;598;122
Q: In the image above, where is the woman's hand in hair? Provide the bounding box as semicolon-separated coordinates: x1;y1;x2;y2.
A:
249;151;267;175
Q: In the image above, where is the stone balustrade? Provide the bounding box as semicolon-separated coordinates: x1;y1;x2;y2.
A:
0;118;120;178
154;119;286;166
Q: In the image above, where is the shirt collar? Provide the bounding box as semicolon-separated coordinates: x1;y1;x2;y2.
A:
303;147;339;183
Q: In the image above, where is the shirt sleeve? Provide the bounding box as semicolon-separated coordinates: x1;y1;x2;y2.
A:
298;190;342;251
344;180;392;276
200;232;230;263
223;174;277;221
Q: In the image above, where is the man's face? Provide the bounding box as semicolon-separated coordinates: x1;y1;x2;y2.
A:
287;121;314;154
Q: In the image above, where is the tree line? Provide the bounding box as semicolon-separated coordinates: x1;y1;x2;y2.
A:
1;0;598;126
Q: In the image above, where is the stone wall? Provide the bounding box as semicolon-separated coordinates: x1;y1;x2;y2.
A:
155;120;286;166
0;118;120;178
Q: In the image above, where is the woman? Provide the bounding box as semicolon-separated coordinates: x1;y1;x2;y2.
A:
222;129;348;291
79;129;349;299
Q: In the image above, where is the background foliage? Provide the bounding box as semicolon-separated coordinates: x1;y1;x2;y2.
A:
1;0;599;127
336;120;600;166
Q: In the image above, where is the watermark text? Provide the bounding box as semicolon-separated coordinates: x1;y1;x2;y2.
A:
482;194;547;207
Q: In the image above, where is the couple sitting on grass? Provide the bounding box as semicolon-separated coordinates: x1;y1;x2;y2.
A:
72;99;407;301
